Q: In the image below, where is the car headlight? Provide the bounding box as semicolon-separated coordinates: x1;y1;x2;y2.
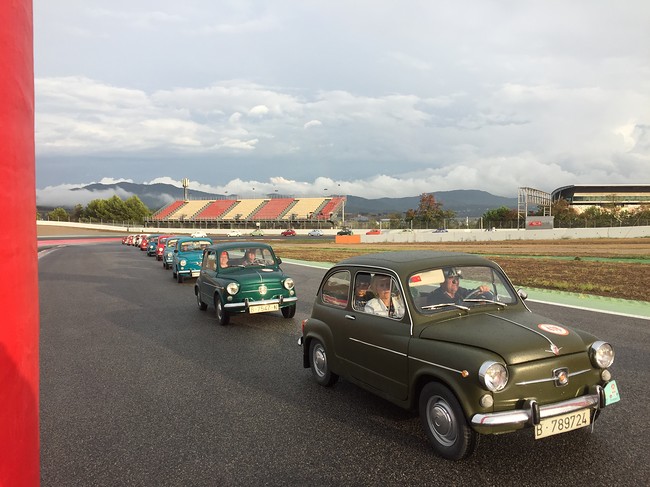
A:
180;259;187;266
590;341;615;368
479;361;508;392
283;278;295;290
226;282;239;295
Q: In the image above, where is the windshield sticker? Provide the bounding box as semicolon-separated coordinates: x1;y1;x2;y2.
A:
538;324;569;336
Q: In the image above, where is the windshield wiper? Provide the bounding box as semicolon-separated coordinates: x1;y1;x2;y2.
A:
463;298;507;308
421;303;470;311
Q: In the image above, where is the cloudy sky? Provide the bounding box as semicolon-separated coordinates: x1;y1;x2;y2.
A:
34;1;650;205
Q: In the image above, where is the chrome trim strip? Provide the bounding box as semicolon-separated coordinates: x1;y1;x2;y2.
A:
349;337;407;357
224;296;298;309
471;393;600;428
515;369;591;386
409;356;464;375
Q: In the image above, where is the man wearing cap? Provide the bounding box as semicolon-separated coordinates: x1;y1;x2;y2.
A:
428;268;491;305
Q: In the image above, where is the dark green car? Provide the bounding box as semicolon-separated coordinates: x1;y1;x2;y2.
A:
194;242;297;326
299;251;620;460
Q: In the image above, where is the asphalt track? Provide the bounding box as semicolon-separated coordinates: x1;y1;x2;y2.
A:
38;242;649;486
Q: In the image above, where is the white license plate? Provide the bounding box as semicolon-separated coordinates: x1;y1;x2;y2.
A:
534;409;590;439
248;303;279;314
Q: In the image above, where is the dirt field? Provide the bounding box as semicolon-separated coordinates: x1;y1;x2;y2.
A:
37;225;649;301
270;239;650;302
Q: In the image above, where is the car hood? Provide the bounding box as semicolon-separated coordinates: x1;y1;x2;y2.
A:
224;267;285;282
418;311;588;365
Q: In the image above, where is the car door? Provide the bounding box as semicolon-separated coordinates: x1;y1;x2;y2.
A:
199;249;218;305
342;271;411;400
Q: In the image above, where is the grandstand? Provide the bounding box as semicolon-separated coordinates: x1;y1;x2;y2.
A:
148;195;346;229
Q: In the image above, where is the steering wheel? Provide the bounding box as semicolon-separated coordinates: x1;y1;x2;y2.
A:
465;288;494;300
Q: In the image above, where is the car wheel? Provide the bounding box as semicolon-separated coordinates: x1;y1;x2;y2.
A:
281;305;296;318
177;273;184;284
196;289;207;311
172;267;177;278
309;339;338;387
215;296;230;326
419;382;478;460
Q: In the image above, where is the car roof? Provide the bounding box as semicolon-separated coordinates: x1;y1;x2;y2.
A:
334;251;495;276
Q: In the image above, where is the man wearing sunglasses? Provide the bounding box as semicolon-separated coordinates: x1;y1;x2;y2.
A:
428;268;491;306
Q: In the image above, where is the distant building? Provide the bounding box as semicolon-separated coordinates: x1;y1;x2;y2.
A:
551;184;650;213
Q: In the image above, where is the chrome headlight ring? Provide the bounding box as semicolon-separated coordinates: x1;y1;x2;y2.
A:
590;341;615;368
283;278;295;290
479;361;508;392
226;282;239;295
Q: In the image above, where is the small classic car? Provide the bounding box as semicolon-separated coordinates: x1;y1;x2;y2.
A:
227;230;242;238
307;229;324;237
172;237;214;283
299;251;619;460
250;228;264;236
281;229;297;237
365;229;381;235
162;236;182;269
155;235;171;260
146;235;161;256
195;242;297;325
336;228;353;236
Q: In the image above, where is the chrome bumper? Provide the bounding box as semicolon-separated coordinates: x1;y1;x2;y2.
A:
471;385;605;429
224;296;298;310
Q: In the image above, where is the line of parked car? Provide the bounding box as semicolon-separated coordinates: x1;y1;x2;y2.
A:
121;234;620;460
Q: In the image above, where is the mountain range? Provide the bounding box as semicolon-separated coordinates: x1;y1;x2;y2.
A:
66;181;517;217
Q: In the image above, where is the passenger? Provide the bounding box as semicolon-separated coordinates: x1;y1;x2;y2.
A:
219;251;229;268
353;274;373;310
428;268;491;305
364;275;405;319
243;248;258;265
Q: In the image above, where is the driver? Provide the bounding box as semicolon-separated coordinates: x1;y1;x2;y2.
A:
242;248;258;265
427;268;491;305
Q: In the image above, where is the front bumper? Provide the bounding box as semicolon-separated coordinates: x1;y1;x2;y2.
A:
471;384;606;432
224;296;298;310
178;269;201;277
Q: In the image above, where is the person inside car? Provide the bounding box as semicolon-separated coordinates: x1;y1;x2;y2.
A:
428;268;490;305
353;274;373;310
364;274;405;319
219;251;229;268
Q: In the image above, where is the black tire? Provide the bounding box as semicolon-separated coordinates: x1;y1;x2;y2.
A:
215;296;230;326
281;305;296;318
308;339;338;387
172;267;177;279
196;289;207;311
419;382;478;460
177;272;184;284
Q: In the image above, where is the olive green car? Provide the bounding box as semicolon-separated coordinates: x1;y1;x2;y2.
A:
299;251;620;460
194;242;297;326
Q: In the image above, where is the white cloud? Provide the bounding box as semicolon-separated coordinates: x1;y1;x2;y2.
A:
33;1;650;197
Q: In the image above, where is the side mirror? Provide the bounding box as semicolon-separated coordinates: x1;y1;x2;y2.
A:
277;257;282;264
517;289;528;301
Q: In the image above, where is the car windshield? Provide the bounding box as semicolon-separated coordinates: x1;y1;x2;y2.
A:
221;247;276;268
408;265;518;314
180;240;212;252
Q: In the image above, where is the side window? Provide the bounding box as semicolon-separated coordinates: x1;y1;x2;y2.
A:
362;273;405;319
202;251;217;271
321;271;351;309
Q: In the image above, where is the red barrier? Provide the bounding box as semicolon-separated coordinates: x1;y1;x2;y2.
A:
0;1;39;485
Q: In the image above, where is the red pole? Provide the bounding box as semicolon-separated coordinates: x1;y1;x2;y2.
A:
0;1;39;486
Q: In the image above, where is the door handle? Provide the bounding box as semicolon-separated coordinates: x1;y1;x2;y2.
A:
345;314;356;320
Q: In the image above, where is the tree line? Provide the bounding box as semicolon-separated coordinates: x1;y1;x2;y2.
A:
40;195;151;224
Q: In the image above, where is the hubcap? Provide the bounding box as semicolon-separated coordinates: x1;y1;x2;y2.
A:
427;396;457;446
313;345;326;377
